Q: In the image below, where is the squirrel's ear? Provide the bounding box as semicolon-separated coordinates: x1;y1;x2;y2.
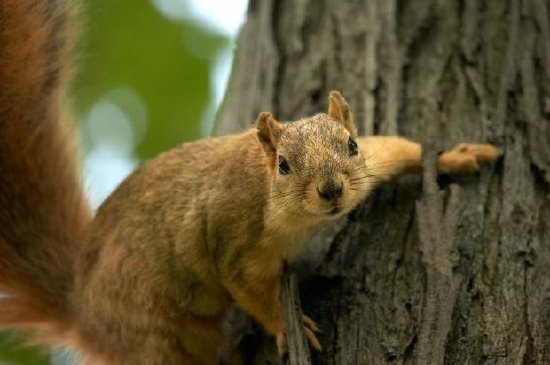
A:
327;90;358;138
256;112;282;154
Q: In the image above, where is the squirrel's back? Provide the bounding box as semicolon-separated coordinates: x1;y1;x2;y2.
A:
75;129;267;295
0;0;91;343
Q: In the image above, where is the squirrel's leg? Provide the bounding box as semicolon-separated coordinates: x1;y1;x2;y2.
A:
356;136;501;181
78;287;224;364
222;265;321;354
223;273;284;347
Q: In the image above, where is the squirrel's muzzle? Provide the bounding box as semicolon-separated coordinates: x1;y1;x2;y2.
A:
317;180;343;201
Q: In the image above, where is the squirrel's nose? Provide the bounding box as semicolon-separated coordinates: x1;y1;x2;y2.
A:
317;180;343;201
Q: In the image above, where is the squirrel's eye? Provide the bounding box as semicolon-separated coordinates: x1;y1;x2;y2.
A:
278;156;291;175
348;138;358;156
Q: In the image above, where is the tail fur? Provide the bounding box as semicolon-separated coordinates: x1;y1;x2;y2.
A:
0;0;91;342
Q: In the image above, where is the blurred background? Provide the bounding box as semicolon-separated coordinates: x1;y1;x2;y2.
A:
0;0;248;363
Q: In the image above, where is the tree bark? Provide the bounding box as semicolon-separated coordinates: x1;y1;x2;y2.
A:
217;0;550;364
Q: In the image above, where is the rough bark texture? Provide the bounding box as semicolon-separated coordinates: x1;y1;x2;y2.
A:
217;0;550;364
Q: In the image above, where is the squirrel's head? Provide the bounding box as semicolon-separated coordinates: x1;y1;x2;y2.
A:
257;91;372;222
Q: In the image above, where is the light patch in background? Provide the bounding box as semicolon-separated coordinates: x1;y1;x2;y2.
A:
82;93;142;209
153;0;248;136
200;43;235;136
51;348;79;365
152;0;248;36
193;0;248;136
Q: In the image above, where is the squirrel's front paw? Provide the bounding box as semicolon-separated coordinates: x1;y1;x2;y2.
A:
302;314;322;351
438;143;501;174
275;315;322;356
276;331;286;356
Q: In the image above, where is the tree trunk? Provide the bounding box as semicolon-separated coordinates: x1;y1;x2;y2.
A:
217;0;550;364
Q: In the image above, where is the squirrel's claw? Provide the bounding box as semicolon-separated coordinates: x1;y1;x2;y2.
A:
276;315;322;356
304;327;322;352
303;314;322;351
302;314;321;333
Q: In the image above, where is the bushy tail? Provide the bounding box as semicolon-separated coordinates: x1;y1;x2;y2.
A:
0;0;91;342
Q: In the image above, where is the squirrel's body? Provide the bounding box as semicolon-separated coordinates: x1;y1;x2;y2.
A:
75;118;371;363
75;131;267;363
0;0;501;364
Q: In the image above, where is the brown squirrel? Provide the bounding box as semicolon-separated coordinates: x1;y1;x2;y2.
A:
0;0;500;364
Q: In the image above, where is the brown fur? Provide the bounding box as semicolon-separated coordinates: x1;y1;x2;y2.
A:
0;1;501;363
0;0;91;345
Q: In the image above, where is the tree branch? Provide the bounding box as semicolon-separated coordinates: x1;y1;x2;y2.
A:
415;146;461;365
281;271;312;365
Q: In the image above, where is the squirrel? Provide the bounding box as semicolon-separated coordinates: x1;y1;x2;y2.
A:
0;0;501;364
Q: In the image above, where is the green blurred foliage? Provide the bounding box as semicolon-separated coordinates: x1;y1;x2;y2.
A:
73;0;228;159
0;0;230;363
0;333;49;365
